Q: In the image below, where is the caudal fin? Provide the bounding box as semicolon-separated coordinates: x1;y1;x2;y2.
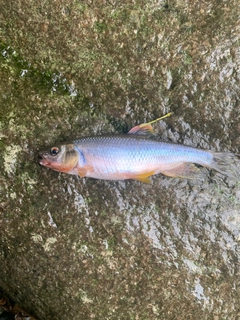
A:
210;152;237;178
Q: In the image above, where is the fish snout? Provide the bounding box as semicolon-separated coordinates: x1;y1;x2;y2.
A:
38;152;50;166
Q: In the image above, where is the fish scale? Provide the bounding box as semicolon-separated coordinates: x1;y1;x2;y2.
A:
74;135;213;181
39;117;236;183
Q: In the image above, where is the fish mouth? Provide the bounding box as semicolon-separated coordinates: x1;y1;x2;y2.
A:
38;153;50;166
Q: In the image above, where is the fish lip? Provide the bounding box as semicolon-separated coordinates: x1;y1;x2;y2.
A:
38;153;49;166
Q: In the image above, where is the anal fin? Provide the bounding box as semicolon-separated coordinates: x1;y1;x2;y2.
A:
161;163;205;180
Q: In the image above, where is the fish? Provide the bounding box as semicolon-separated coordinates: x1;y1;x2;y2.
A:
39;113;236;183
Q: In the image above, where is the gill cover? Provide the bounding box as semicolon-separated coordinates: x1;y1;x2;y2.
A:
39;144;80;173
60;144;80;172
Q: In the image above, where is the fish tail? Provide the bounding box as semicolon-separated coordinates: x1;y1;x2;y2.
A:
209;152;237;177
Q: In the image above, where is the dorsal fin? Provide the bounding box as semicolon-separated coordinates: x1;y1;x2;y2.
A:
128;123;154;135
128;112;173;135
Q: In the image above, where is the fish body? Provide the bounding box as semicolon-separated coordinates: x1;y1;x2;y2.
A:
39;131;235;183
73;135;213;180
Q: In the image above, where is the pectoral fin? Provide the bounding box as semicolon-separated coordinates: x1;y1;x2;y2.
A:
78;165;94;178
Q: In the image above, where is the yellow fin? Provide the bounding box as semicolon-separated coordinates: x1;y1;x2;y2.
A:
128;112;173;135
128;171;155;183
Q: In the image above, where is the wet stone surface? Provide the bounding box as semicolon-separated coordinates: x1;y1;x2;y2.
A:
1;0;240;319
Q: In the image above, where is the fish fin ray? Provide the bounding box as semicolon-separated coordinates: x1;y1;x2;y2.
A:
128;123;154;135
127;171;155;183
134;176;152;183
78;165;94;178
128;112;173;135
161;163;205;180
209;152;237;178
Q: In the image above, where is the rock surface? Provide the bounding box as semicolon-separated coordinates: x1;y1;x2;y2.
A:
1;0;240;319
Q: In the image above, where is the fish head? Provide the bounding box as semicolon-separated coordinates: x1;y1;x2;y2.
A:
39;144;79;173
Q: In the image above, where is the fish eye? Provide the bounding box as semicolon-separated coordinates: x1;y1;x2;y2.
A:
50;147;59;156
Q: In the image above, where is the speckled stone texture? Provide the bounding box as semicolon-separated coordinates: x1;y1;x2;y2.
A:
1;0;240;319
